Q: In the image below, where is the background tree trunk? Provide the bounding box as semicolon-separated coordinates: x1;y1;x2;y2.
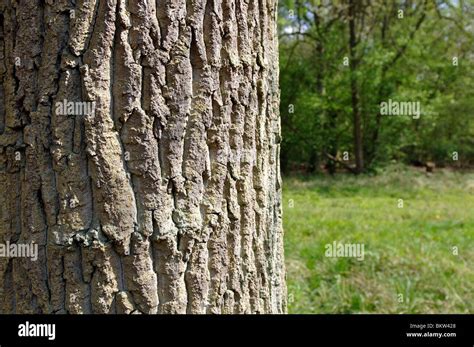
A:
0;0;286;314
348;0;364;174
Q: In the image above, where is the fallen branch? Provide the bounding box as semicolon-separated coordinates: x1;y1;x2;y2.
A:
323;152;358;174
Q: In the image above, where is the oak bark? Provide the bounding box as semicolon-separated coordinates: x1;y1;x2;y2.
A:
0;0;286;314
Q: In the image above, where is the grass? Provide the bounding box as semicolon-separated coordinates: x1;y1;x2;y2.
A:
283;164;474;313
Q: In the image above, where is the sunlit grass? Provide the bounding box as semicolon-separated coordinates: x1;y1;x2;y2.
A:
283;165;474;313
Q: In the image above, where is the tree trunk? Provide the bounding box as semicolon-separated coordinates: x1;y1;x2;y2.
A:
348;0;363;174
0;0;286;314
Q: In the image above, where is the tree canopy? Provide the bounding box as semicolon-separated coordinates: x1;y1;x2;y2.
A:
279;0;474;174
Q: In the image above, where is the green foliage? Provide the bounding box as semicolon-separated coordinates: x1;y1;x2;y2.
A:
279;0;474;172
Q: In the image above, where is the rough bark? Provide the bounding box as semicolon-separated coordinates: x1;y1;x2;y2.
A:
0;0;286;314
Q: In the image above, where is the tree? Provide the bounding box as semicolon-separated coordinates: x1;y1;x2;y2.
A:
0;0;286;314
279;0;474;173
347;0;363;173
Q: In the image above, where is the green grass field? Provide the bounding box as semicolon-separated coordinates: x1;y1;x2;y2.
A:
283;165;474;313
